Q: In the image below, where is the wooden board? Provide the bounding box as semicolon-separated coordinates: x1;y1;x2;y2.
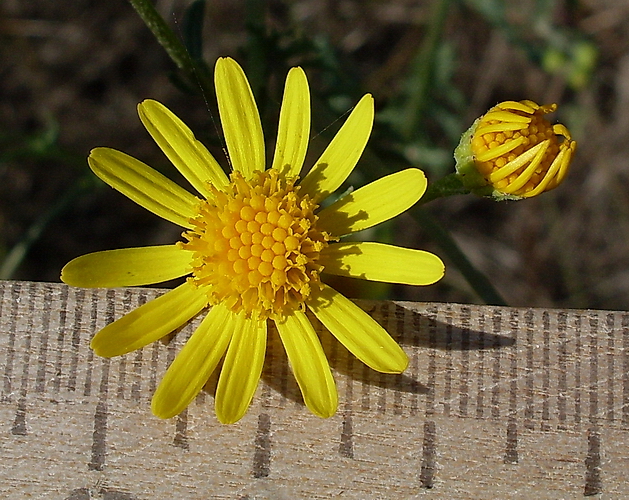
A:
1;280;627;498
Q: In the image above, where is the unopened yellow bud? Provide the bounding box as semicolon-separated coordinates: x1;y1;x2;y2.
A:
455;100;576;200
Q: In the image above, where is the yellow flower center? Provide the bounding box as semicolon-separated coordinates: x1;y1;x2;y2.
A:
470;100;575;197
182;169;330;320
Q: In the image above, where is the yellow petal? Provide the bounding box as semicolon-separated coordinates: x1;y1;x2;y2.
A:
275;311;338;418
317;168;427;236
152;303;233;419
319;242;445;285
270;67;310;178
488;140;547;183
215;313;266;424
89;148;198;228
500;141;549;194
307;285;408;373
90;282;207;357
215;57;265;177
299;94;374;203
138;100;228;196
61;245;193;288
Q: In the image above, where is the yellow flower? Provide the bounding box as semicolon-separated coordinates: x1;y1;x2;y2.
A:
61;57;444;424
454;100;576;200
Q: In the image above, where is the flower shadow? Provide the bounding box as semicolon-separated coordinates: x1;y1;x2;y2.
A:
361;301;517;351
259;322;430;410
258;301;515;410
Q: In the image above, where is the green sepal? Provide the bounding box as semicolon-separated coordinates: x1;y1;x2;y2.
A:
489;190;524;201
453;118;486;191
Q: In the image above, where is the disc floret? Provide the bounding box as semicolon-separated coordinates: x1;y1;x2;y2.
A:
183;169;330;320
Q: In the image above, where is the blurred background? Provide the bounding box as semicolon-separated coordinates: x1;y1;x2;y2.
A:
0;0;626;311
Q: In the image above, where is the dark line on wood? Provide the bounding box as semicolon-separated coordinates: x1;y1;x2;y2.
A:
378;371;387;414
557;311;568;428
88;289;115;472
261;324;273;409
52;285;70;393
504;311;518;462
115;290;134;400
623;313;629;427
84;348;94;398
12;282;35;435
105;288;117;323
35;285;53;393
67;289;86;391
393;303;404;415
162;330;178;409
475;310;486;419
491;310;502;419
2;281;20;399
419;420;436;488
339;338;354;458
130;292;149;400
150;342;159;395
131;349;143;401
11;399;27;436
253;412;271;478
425;305;437;417
339;411;354;459
276;323;289;410
137;290;151;308
442;306;453;417
504;418;518;464
524;309;535;430
173;408;189;450
377;303;389;415
88;359;110;471
574;315;582;426
360;361;370;412
606;313;615;422
122;288;134;313
83;291;99;398
584;426;602;496
89;401;107;471
459;306;470;418
589;314;599;422
410;307;421;416
117;356;127;400
0;281;7;397
541;311;551;431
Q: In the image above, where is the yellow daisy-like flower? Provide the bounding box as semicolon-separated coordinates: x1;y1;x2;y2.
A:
454;100;576;200
61;57;444;424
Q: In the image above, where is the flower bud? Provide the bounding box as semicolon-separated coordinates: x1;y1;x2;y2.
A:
454;100;576;200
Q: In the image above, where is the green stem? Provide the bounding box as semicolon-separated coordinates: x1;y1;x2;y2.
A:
128;0;213;97
419;172;470;205
128;0;190;70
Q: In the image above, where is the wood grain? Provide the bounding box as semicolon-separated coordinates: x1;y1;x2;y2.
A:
1;280;627;498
